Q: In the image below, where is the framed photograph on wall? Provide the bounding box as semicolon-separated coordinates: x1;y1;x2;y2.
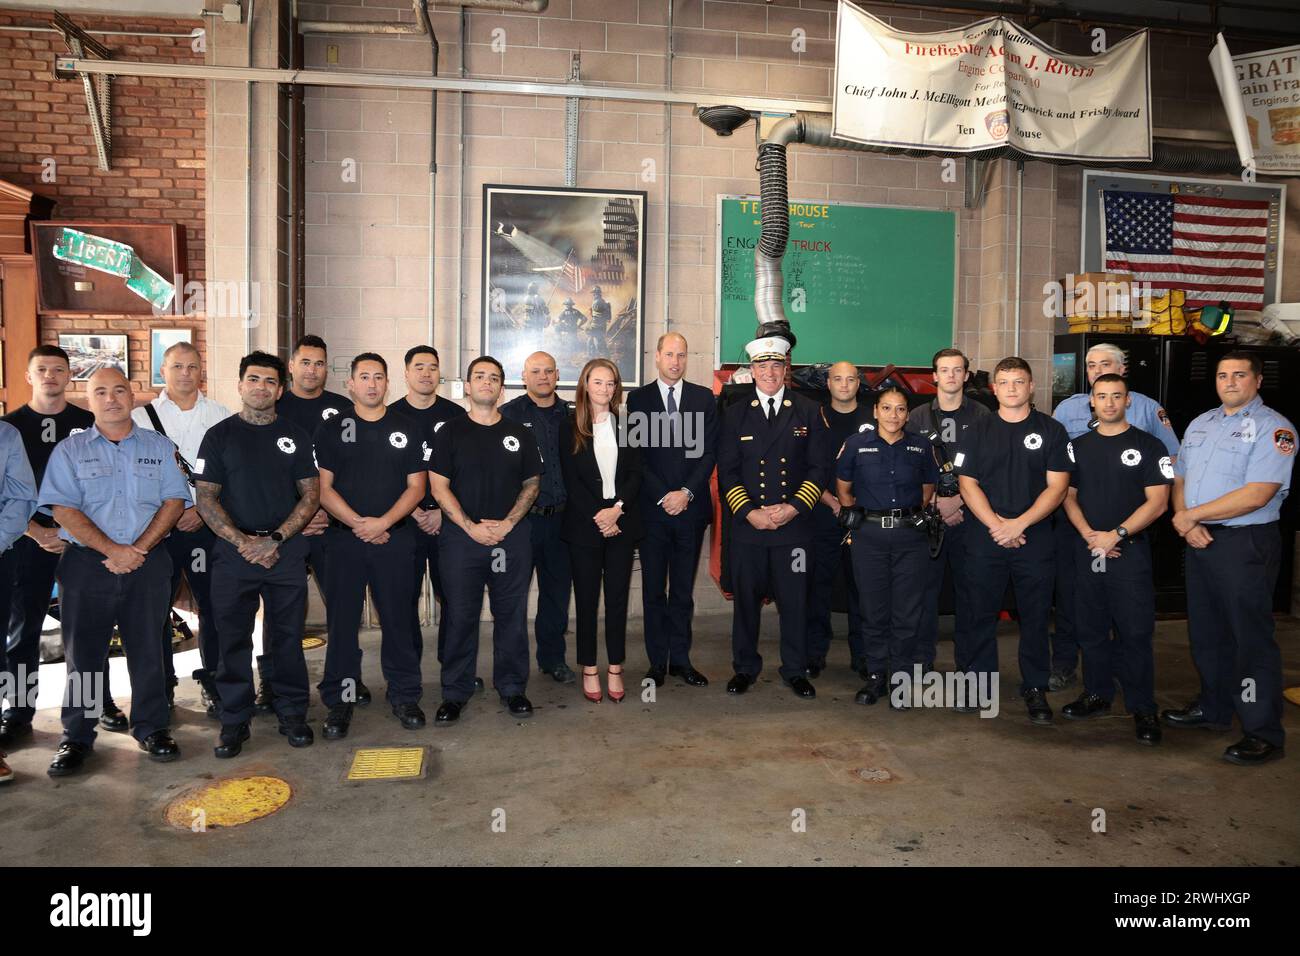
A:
58;333;129;382
150;327;193;387
482;184;647;387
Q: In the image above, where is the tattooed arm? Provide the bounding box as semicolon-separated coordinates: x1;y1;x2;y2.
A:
194;481;250;550
277;476;321;540
491;476;540;543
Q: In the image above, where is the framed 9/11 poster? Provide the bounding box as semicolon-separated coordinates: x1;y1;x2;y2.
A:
482;184;647;388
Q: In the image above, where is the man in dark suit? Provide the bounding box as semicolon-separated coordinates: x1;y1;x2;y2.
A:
626;333;719;688
718;336;831;699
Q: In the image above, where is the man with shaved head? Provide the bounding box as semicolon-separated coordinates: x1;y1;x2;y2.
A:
627;332;718;687
38;368;191;775
807;360;873;678
500;351;576;683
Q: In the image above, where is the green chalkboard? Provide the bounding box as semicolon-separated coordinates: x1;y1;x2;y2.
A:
717;196;956;367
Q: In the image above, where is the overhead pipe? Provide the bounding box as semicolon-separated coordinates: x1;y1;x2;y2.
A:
751;111;1245;341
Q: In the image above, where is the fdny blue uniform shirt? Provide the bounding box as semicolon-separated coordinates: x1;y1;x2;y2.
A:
1054;389;1179;456
1174;395;1295;526
39;423;191;546
836;425;939;511
0;421;38;552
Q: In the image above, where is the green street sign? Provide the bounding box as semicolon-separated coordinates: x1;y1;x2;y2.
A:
50;226;176;311
52;227;134;278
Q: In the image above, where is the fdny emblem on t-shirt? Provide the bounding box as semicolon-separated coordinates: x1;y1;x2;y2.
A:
1121;448;1142;467
277;436;297;454
322;407;340;420
1023;433;1043;450
390;431;408;449
503;435;520;452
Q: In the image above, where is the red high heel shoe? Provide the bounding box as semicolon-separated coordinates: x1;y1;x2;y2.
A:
607;665;625;703
581;667;602;703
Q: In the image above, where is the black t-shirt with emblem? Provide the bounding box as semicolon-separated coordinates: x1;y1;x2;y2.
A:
194;415;318;531
429;415;542;523
825;404;876;463
388;395;467;509
315;408;426;518
1069;425;1173;532
1;403;95;484
276;389;349;437
956;408;1073;519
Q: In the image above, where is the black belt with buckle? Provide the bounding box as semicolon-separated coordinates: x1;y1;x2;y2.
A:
238;528;276;537
328;518;406;531
863;507;922;529
529;504;564;517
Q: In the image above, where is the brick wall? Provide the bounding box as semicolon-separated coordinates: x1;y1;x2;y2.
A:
0;7;207;399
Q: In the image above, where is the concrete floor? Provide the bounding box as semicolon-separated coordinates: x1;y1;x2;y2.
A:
2;611;1297;866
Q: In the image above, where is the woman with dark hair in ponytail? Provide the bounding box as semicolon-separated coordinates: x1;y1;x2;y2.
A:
835;386;938;708
559;359;644;703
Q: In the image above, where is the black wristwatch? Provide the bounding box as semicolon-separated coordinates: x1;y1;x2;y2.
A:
270;531;284;543
1115;526;1128;540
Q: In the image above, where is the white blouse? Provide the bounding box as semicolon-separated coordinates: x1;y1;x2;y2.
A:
593;414;618;500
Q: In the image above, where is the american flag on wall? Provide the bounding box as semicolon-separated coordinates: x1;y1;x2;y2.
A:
1102;189;1271;308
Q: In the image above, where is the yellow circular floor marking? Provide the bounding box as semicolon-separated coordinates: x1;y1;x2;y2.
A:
1285;687;1300;708
165;776;292;830
302;635;326;650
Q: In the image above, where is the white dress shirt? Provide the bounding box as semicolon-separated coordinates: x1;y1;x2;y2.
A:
757;385;785;418
593;414;618;500
132;390;232;499
657;377;684;411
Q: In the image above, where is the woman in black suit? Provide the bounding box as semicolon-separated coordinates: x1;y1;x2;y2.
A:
559;358;643;703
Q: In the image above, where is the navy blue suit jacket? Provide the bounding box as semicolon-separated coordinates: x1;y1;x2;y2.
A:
625;379;719;525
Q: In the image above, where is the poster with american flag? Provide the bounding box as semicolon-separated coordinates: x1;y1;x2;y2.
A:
1102;189;1272;309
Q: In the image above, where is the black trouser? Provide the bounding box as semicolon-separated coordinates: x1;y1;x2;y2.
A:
729;538;810;682
917;510;975;669
569;533;636;668
2;536;113;724
57;545;172;746
963;520;1054;692
525;510;571;671
807;505;865;666
849;521;929;679
1074;534;1156;713
213;535;311;725
258;530;327;686
438;522;531;703
1185;523;1284;747
319;524;422;707
640;517;707;669
161;524;218;686
411;521;449;663
1050;508;1080;674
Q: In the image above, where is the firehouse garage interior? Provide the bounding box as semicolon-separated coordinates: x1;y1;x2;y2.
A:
0;0;1298;871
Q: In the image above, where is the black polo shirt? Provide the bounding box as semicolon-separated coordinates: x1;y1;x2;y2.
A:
389;395;468;511
315;408;425;519
956;408;1073;519
276;389;349;437
499;394;570;508
193;415;318;531
429;415;542;523
1069;425;1173;531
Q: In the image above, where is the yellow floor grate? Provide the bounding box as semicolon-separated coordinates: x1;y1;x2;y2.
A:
347;747;426;781
165;775;292;830
301;635;326;650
